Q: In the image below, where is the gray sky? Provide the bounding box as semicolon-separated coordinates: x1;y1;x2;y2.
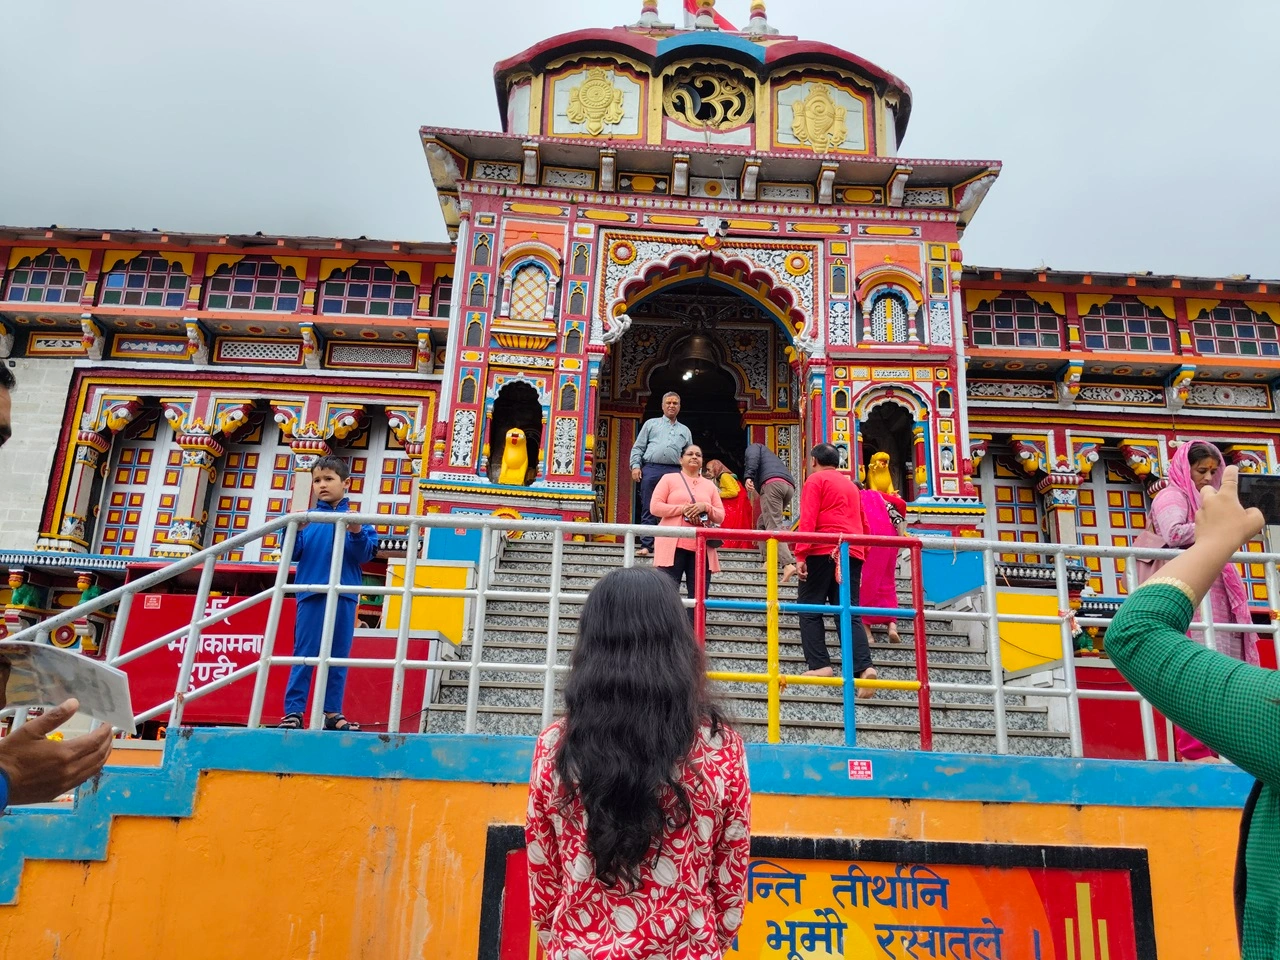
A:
2;0;1276;277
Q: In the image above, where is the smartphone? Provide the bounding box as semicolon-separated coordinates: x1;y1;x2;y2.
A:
1237;473;1280;526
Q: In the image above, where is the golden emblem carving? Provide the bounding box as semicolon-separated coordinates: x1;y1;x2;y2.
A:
663;68;754;130
789;83;848;153
566;67;626;136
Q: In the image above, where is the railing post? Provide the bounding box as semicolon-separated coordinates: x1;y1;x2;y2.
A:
838;542;856;747
247;519;299;729
1052;551;1084;758
102;591;135;666
623;528;636;569
541;534;565;729
170;555;218;729
980;548;1009;755
463;525;494;734
765;537;781;744
1266;554;1280;671
1122;546;1159;761
387;521;421;735
307;515;349;731
910;541;933;752
693;530;707;644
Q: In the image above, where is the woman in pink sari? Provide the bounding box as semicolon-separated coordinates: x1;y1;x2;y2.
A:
1134;439;1260;761
859;487;905;645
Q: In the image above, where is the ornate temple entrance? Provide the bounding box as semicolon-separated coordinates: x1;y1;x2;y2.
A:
595;279;800;524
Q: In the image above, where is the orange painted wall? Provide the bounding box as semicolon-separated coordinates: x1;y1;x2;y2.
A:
0;771;1240;959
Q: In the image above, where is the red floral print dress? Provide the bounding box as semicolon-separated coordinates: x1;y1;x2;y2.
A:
525;719;752;959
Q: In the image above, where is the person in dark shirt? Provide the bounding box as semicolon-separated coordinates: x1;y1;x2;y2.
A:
742;442;797;582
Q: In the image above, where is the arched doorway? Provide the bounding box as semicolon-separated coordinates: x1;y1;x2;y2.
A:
860;401;915;497
596;275;799;526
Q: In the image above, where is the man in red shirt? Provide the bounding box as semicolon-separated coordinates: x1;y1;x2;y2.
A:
794;443;877;693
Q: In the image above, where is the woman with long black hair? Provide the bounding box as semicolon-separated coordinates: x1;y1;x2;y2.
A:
526;566;751;959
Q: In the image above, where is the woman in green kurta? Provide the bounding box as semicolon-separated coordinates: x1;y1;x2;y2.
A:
1105;465;1278;956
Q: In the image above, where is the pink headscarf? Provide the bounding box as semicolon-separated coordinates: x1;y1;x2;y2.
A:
1164;439;1259;665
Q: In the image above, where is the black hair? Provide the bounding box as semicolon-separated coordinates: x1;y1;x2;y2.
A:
555;566;724;889
680;443;702;456
1186;442;1222;467
311;455;350;480
810;442;840;468
0;365;14;391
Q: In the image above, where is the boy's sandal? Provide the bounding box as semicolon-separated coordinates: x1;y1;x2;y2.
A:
277;712;304;729
324;713;360;732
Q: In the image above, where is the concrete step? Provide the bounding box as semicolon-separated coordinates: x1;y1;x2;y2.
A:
423;703;1071;757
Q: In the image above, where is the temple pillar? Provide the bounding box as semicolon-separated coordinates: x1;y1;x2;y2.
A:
1037;473;1082;548
156;432;225;558
912;421;929;498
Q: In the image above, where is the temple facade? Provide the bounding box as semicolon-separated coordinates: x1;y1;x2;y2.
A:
1;2;1278;639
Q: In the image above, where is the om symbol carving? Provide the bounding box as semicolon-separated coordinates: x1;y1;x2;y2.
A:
663;68;754;129
566;67;626;136
790;83;848;153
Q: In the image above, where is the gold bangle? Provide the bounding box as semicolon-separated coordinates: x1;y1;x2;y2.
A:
1140;576;1197;604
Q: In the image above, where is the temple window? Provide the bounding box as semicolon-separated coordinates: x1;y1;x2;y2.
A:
976;456;1043;562
1081;301;1172;352
95;423;182;556
341;418;415;537
560;382;578;410
831;262;848;295
468;279;486;307
866;292;912;343
432;277;452;317
465;319;484;346
1192;305;1278;357
320;264;415;317
572;245;589;275
473;234;492;267
210;432;294;561
459;376;477;404
3;252;85;304
568;284;585;316
100;255;189;308
564;328;582;353
968;298;1061;348
206;259;301;311
509;264;551;322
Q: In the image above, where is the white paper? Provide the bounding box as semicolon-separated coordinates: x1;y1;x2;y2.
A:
0;642;136;733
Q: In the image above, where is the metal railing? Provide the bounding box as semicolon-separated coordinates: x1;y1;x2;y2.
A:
6;512;1278;761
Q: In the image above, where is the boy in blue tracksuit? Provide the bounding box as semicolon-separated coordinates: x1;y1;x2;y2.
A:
278;456;377;730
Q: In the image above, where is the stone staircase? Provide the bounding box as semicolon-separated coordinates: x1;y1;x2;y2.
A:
426;540;1070;756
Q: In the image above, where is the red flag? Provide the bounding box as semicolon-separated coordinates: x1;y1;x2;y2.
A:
683;0;737;30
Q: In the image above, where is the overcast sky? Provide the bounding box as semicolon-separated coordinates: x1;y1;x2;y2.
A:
1;0;1276;277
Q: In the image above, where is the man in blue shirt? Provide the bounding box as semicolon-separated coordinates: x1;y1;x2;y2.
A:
629;392;692;555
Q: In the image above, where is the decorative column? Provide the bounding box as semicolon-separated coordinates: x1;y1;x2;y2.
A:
38;398;145;553
156;432;225;557
1036;473;1083;549
911;421;929;499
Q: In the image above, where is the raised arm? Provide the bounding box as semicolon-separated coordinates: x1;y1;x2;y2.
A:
1105;466;1280;783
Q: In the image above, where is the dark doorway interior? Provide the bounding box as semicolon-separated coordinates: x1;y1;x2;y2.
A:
487;381;543;485
859;401;915;498
643;362;745;473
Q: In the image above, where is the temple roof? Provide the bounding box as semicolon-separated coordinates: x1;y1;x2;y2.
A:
492;25;914;145
965;265;1278;296
0;225;452;258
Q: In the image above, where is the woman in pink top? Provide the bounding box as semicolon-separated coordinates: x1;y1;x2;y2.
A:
1133;439;1260;761
526;566;752;959
650;444;726;616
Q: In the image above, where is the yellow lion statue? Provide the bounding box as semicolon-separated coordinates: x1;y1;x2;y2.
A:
497;427;529;485
867;451;898;496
